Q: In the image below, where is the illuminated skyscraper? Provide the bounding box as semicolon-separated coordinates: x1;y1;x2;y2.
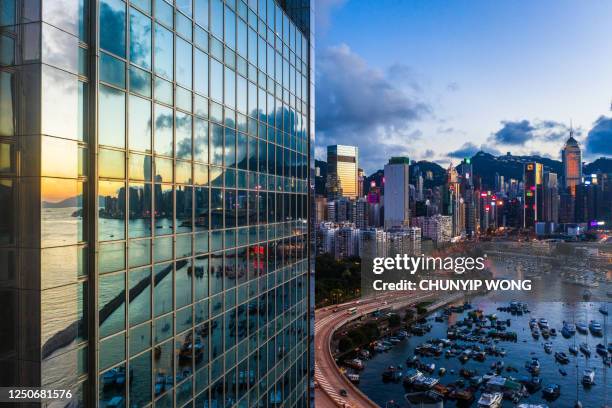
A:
0;0;313;406
562;131;582;196
523;162;543;228
384;157;410;229
327;145;359;199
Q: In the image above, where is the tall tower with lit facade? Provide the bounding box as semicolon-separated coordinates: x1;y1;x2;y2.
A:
384;157;410;229
523;162;544;228
327;145;359;199
562;131;582;196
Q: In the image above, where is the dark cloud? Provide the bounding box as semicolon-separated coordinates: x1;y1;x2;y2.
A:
585;116;612;156
316;44;431;171
491;120;535;145
489;119;575;146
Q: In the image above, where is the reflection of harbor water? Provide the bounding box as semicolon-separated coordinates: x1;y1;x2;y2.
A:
358;298;611;407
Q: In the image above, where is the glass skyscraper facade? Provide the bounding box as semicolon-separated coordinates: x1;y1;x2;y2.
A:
326;145;358;199
0;0;313;406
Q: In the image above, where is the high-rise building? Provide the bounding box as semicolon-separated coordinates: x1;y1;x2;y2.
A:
523;162;544;228
413;215;451;243
327;145;358;199
384;157;410;229
0;0;313;406
562;131;582;196
542;172;559;223
357;167;364;198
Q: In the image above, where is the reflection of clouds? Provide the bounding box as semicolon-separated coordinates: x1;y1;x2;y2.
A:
175;113;192;159
211;124;224;164
100;0;126;57
129;8;152;69
154;107;173;155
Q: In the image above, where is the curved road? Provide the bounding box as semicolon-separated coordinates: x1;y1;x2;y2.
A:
314;292;440;408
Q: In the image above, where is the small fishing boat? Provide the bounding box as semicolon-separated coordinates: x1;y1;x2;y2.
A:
589;320;603;336
561;321;576;337
579;343;591;356
582;368;595;386
477;392;503;408
542;383;561;400
554;351;570;364
576;321;588;334
543;342;553;354
569;344;578;355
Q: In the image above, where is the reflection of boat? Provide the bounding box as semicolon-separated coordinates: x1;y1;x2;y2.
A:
477;392;503;408
569;345;578;355
600;305;609;315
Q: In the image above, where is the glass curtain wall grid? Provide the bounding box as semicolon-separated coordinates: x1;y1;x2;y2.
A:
0;0;313;407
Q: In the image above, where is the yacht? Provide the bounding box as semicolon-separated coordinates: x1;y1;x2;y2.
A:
569;344;578;355
589;320;603;336
582;368;595;386
477;392;503;408
579;343;591;356
542;383;561;400
543;342;553;354
554;351;570;364
576;321;588;334
561;321;576;337
538;318;549;329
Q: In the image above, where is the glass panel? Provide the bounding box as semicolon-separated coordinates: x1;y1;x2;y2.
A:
130;7;152;69
128;238;151;267
132;0;151;13
129;64;151;97
194;0;208;29
195;187;209;230
154;157;173;183
154;23;173;79
99;363;127;406
176;86;192;112
194;48;208;96
41;178;84;247
210;0;223;39
99;148;126;179
129;322;151;355
99;84;126;148
194;118;209;163
99;333;125;369
155;0;173;27
99;271;126;338
210;124;223;165
176;161;192;184
154;184;173;235
154;104;173;156
154;236;173;263
175;260;192;308
176;111;192;160
129;182;152;238
0;179;14;245
98;180;126;241
41;65;78;140
0;71;15;136
41;136;78;178
176;37;193;88
224;66;235;108
176;11;192;40
176;185;193;232
41;245;87;288
153;262;173;316
99;241;125;274
154;76;173;105
129;95;152;152
194;164;208;186
210;58;223;102
100;52;126;88
130;351;152;407
129;266;151;326
153;340;174;397
210;188;223;229
100;0;126;57
129;153;152;181
224;6;235;49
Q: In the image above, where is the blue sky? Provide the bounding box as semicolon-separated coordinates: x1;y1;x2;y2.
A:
314;0;612;172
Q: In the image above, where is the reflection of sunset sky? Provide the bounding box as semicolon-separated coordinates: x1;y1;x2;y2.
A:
41;177;81;202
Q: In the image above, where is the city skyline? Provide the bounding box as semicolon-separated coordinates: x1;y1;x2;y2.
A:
315;0;612;172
